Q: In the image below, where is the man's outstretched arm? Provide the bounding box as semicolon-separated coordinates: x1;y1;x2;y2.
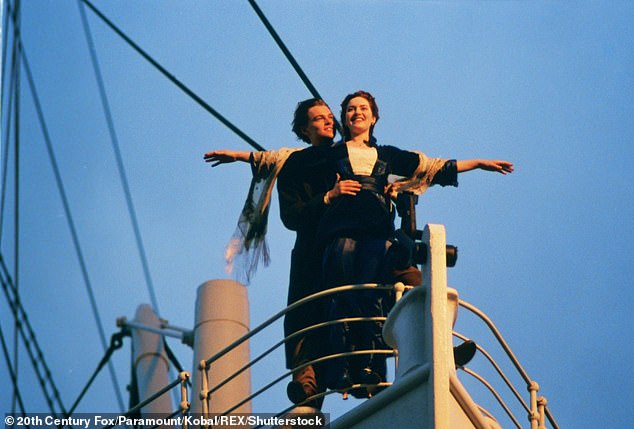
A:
203;149;252;167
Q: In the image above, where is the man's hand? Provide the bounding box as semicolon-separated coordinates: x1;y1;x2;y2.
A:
203;150;251;167
326;174;362;201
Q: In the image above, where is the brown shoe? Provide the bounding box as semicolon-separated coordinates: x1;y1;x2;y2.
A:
392;265;422;286
287;365;322;408
287;380;316;403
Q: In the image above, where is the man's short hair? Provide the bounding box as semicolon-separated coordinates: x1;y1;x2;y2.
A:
292;98;329;144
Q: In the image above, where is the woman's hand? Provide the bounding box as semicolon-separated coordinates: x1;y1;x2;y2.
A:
384;183;398;201
203;150;251;167
457;159;514;174
478;160;514;174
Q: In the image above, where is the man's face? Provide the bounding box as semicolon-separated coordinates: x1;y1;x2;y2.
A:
303;105;335;146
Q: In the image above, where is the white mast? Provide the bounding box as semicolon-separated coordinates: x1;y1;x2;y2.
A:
131;304;172;415
191;279;251;415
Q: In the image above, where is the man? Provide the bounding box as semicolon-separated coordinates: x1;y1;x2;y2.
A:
205;98;339;409
276;99;340;409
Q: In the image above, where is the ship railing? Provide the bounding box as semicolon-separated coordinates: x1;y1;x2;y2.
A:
453;300;560;429
101;281;561;429
94;280;561;429
95;282;404;429
98;285;561;428
198;282;405;420
98;371;190;429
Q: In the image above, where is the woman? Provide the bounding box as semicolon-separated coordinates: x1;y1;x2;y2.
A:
319;90;513;396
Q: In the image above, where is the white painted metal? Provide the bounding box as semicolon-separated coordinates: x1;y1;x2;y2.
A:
131;304;172;415
424;224;452;428
191;279;251;415
333;224;499;428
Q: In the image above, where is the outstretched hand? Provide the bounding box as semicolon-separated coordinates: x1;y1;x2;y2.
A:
479;160;514;174
203;150;248;167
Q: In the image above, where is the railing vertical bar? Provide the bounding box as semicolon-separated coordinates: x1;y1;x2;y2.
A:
179;371;190;429
198;360;209;427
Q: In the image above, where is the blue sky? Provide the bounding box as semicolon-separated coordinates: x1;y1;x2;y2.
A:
1;1;633;427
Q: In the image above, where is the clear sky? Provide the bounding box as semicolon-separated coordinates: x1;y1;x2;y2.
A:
1;1;633;427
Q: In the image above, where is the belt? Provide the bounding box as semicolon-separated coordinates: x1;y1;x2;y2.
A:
346;175;386;194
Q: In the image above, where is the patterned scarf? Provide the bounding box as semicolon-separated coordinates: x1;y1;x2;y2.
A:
390;151;448;195
224;148;299;284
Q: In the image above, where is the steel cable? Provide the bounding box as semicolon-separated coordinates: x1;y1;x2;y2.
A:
248;0;343;137
79;0;265;151
9;20;127;410
0;256;66;417
77;0;161;315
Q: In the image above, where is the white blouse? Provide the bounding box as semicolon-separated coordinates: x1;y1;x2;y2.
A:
346;142;378;176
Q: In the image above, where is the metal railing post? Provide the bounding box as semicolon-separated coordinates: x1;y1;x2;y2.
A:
179;371;190;429
528;381;540;429
198;359;209;425
537;396;547;429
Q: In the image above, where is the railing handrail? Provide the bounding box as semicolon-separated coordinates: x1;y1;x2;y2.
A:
100;371;190;429
461;367;523;429
457;299;560;429
453;330;530;413
206;315;389;399
458;299;534;386
70;285;396;427
203;283;396;367
219;349;396;416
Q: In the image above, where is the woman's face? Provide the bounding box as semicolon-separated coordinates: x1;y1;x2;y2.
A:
344;96;376;137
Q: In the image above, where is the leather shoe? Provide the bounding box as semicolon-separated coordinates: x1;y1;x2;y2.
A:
453;340;477;367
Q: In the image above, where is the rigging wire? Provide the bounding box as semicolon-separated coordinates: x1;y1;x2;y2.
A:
66;328;129;417
0;256;66;417
0;47;16;247
0;322;27;417
0;0;13;246
79;0;265;151
248;0;343;136
19;48;127;414
77;0;161;316
0;18;18;414
1;0;11;104
76;2;185;406
10;0;22;414
6;6;127;409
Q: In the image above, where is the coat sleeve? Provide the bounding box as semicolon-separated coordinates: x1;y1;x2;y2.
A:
382;145;458;195
431;159;458;187
276;152;329;232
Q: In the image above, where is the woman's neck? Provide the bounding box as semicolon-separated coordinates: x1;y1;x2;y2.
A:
347;132;371;147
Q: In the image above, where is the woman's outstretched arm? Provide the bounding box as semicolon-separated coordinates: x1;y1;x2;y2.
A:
456;159;514;174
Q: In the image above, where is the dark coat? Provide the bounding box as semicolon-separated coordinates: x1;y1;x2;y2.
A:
318;143;458;245
276;144;337;368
